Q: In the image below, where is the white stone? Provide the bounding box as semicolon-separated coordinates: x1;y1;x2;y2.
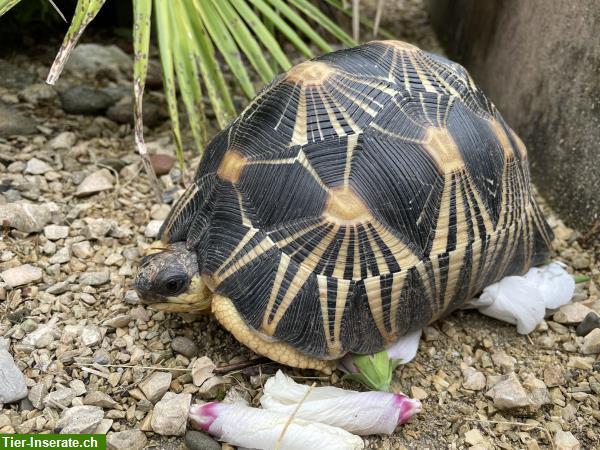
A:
0;340;28;404
72;240;93;258
48;246;71;264
150;392;191;436
79;271;110;286
554;431;580;450
461;367;486;391
485;372;529;410
581;328;600;354
144;220;163;238
1;264;42;288
25;158;52;175
553;303;593;324
43;224;69;240
75;169;114;197
81;326;102;347
49;132;77;150
0;202;56;233
139;372;172;403
107;429;147;450
57;405;104;434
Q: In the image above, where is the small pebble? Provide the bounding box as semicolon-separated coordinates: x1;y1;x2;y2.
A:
576;312;600;336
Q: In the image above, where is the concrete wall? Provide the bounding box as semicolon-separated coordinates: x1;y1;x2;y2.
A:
427;0;600;234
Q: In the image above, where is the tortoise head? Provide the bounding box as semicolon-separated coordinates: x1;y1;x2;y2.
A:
133;242;212;313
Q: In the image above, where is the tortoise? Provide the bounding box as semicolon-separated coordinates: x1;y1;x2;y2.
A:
134;40;553;373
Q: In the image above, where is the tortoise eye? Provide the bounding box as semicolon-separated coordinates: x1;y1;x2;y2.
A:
158;274;188;296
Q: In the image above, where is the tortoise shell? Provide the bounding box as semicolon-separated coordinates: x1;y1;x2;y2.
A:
161;41;553;359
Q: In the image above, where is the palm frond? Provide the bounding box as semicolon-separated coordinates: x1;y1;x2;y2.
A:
0;0;23;16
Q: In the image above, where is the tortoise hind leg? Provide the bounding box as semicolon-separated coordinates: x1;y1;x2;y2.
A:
211;295;336;374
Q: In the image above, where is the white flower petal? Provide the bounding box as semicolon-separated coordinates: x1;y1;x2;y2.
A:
189;402;364;450
261;371;421;435
337;329;423;374
385;329;422;363
472;263;575;334
522;262;574;309
477;276;546;334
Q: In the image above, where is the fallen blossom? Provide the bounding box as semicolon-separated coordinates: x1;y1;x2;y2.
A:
469;262;574;334
337;330;422;391
189;402;364;450
260;371;421;434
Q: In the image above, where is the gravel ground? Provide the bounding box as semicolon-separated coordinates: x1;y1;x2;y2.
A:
1;3;599;450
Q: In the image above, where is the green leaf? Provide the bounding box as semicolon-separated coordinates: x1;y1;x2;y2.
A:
343;350;400;391
0;0;22;16
265;0;333;53
132;0;162;200
249;0;313;58
170;0;208;154
46;0;107;84
232;0;289;71
288;0;355;47
181;0;235;128
154;0;184;160
212;0;274;83
193;0;255;99
574;274;591;283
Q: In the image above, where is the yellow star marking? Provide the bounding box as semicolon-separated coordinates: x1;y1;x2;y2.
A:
423;127;465;173
217;150;247;184
284;61;336;86
489;119;515;159
323;186;371;225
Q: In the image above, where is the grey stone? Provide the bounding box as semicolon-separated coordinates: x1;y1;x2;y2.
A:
554;303;593;324
71;240;94;258
581;328;600;354
48;246;71;264
93;418;113;434
184;430;221;450
49;132;77;150
103;315;132;329
150;392;191;436
83;391;117;408
75;169;114;197
106;97;165;127
19;83;58;105
56;405;104;434
1;264;42;288
461;366;486;391
0;104;37;136
81;326;102;347
576;312;600;336
0;60;35;89
554;431;581;450
0;342;28;404
69;380;87;397
485;372;530;410
25;158;52;175
80;271;110;286
171;336;198;359
107;429;147;450
0;202;55;233
46;280;70;295
84;218;114;239
44;388;76;408
66;44;131;79
28;383;48;409
139;371;172;403
43;225;69;240
60;86;114;115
